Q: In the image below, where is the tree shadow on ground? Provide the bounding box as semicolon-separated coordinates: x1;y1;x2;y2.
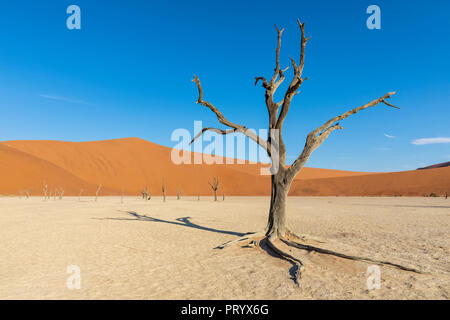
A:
351;204;450;209
96;211;303;283
97;210;246;237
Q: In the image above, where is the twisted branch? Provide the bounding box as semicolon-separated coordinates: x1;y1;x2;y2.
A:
190;127;237;145
288;92;398;177
192;75;270;153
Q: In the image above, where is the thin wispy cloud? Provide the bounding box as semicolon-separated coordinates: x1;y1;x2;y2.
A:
384;133;395;139
411;137;450;145
39;94;94;105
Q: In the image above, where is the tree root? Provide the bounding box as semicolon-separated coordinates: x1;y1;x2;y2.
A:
263;236;304;287
215;228;425;286
285;230;325;244
281;237;424;274
214;231;265;249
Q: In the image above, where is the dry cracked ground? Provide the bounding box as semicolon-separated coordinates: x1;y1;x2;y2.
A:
0;196;449;299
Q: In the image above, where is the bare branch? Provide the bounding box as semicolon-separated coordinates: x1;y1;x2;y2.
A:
192;74;246;129
310;92;397;137
208;177;220;191
289;56;297;70
297;19;308;76
190;127;237;145
381;99;400;109
255;26;290;128
288;92;398;177
275;21;309;130
254;77;269;89
192;75;269;153
270;25;284;86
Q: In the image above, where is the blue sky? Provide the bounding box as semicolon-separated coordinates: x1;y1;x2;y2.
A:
0;0;449;172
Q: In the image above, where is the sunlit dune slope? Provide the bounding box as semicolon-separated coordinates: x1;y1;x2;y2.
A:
291;166;450;196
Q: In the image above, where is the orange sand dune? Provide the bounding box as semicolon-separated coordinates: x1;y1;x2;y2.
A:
291;166;450;196
0;138;272;196
0;138;448;196
0;144;114;196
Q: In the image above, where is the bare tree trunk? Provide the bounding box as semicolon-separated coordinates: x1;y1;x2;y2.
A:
78;189;83;201
121;188;124;204
265;169;291;238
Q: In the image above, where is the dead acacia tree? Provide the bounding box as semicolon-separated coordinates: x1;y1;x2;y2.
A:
161;179;166;202
78;189;83;201
142;186;149;200
190;20;421;285
177;188;182;200
58;188;64;200
95;184;102;202
208;177;220;201
43;183;48;201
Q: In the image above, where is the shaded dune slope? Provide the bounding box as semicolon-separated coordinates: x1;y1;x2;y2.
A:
0;144;114;195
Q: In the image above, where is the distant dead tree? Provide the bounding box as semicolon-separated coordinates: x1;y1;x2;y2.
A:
223;191;225;201
189;20;418;284
161;179;166;202
446;192;448;200
18;190;23;199
177;188;182;200
95;184;102;202
121;188;124;204
24;190;30;199
142;186;149;200
78;189;83;201
43;183;48;201
58;188;64;200
208;177;220;201
197;192;200;201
